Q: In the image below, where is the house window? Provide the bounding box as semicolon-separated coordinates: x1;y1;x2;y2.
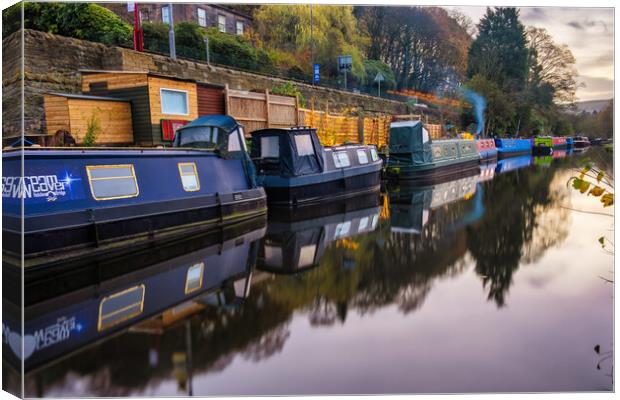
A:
162;6;170;24
261;136;279;158
236;21;244;35
197;8;207;27
333;151;351;168
160;88;189;115
178;162;200;192
294;134;314;156
86;165;139;200
357;149;369;164
139;10;149;22
98;285;145;331
185;263;204;294
218;15;226;32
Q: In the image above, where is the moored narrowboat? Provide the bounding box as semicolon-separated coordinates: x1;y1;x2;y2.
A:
386;120;480;181
250;126;383;205
494;138;533;157
552;136;568;148
3;124;267;267
566;137;574;147
476;138;498;160
533;136;554;155
573;136;591;148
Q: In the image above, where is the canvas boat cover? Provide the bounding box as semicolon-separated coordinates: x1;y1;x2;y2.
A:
251;128;325;177
388;120;433;165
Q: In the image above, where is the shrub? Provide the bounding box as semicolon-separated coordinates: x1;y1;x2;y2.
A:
271;82;305;107
83;112;101;147
362;60;396;90
142;21;170;53
205;27;259;70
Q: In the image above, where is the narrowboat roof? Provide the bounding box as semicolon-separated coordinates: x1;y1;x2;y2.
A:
178;115;241;134
45;92;131;102
2;146;218;157
251;126;317;135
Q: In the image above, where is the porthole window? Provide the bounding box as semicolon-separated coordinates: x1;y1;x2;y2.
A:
178;162;200;192
98;285;145;331
333;152;351;168
357;149;369;164
86;165;139;200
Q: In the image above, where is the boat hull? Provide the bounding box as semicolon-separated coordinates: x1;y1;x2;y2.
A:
386;158;480;183
494;138;533;158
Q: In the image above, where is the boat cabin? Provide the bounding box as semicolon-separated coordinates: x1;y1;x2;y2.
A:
249;127;326;177
173;115;248;155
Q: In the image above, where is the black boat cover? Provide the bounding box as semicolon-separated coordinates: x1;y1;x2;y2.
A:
250;128;325;177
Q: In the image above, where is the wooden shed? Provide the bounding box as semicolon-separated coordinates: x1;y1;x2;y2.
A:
43;93;133;145
80;70;199;146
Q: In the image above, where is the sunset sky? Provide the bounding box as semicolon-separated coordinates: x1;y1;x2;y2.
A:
445;6;614;102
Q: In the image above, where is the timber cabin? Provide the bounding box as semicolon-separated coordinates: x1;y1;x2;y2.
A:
80;70;226;146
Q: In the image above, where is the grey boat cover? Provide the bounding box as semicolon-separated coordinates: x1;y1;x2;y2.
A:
250;127;325;177
388;120;432;165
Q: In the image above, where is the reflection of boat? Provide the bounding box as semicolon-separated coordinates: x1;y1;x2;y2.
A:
3;135;267;268
552;148;567;159
386;121;479;182
4;218;266;372
250;126;382;205
494;138;532;157
478;160;497;182
388;171;479;234
533;155;553;167
495;155;532;174
258;193;381;274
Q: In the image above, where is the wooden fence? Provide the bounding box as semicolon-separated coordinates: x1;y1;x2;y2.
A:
224;85;443;148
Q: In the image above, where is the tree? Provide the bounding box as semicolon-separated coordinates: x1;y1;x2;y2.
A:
254;5;368;81
467;7;529;91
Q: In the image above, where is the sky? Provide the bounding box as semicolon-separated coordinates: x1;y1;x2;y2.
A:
444;6;614;102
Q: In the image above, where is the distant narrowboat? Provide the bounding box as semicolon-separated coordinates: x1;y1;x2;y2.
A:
573;136;591;148
552;136;568;148
258;193;381;274
476;138;498;160
250;126;383;205
494;138;533;157
3;122;266;267
533;136;554;155
566;137;574;147
386;120;480;181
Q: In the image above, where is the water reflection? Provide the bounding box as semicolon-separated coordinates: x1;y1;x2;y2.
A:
16;150;613;396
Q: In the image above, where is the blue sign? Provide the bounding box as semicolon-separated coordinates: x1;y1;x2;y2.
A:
313;63;320;84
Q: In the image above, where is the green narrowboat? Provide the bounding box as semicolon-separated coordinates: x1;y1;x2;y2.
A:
386;120;480;182
533;136;553;155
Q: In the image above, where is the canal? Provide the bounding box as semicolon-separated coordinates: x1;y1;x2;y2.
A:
6;148;614;396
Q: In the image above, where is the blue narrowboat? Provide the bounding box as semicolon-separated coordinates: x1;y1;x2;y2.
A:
258;193;381;274
566;137;574;147
386;121;480;181
4;221;265;371
3;124;266;267
249;126;383;205
494;138;533;157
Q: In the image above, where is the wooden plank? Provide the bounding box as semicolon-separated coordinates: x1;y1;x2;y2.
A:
265;89;270;128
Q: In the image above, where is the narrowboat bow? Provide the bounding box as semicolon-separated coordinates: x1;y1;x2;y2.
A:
477;138;498;160
250;126;382;205
3;121;266;267
386;120;480;181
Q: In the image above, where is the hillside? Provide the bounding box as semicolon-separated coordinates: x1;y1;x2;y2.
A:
574;99;612;114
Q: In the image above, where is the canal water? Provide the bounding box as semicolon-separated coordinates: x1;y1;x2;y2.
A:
8;148;614;396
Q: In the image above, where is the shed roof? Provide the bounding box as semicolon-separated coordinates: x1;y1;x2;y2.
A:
45;92;131;102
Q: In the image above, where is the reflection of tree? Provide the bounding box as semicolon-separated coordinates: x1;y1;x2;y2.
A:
466;164;568;307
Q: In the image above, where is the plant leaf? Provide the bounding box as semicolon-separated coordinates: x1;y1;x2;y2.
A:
601;193;614;207
589;186;605;197
596;171;605;182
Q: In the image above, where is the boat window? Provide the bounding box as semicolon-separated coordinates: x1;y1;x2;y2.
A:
358;216;369;231
185;262;204;294
371;214;379;229
294;134;315;156
176;126;218;148
160;88;189;115
237;128;248;151
422;128;430;143
228;130;242;151
98;285;145;331
357;149;369;164
333;152;351;168
298;244;317;268
86;165;139;200
261;136;279;158
178;162;200;192
334;221;351;239
370;147;379;162
264;245;283;267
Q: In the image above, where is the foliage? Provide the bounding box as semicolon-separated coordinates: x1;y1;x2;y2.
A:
83;112;101;147
205;27;262;70
565;100;614;139
362;59;396;90
271;82;306;107
142;21;169;52
254;5;369;82
357;6;471;92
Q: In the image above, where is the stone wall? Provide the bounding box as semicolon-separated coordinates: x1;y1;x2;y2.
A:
4;29;408;139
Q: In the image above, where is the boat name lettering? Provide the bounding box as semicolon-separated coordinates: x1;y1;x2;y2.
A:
2;175;67;200
32;317;79;351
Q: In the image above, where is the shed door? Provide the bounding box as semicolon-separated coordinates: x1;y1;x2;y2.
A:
197;84;225;116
